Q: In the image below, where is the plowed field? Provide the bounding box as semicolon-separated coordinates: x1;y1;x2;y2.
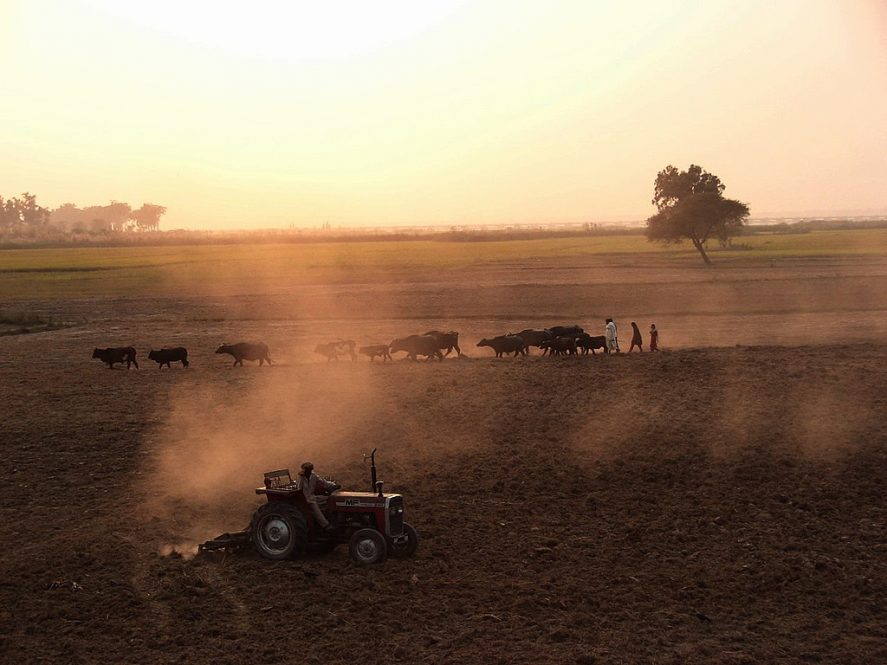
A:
1;249;885;664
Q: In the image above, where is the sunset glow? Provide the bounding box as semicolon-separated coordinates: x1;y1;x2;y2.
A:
2;0;886;228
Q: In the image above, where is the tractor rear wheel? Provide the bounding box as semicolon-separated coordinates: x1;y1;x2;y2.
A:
250;502;307;561
348;529;388;565
389;522;419;559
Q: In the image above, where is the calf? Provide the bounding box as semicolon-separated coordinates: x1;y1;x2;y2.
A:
92;347;139;369
148;347;189;368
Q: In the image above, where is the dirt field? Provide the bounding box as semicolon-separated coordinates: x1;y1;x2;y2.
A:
1;248;885;664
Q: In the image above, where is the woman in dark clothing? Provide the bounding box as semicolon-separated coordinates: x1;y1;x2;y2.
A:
628;321;643;352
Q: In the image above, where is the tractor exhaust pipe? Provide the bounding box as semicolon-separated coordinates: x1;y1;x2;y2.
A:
366;447;381;495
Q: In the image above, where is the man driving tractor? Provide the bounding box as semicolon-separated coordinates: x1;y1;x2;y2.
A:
297;462;339;532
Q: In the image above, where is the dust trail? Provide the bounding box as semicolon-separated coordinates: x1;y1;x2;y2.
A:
140;244;395;544
141;356;381;541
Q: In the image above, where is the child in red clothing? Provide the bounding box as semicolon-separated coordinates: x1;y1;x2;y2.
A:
649;324;659;351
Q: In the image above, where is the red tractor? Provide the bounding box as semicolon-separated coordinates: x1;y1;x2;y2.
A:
200;449;418;565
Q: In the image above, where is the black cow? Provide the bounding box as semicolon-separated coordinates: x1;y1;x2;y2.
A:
390;335;443;361
423;330;462;357
576;334;608;355
514;329;553;354
477;335;526;358
148;347;189;368
358;344;392;362
215;342;272;366
92;346;139;369
540;336;577;356
547;325;584;338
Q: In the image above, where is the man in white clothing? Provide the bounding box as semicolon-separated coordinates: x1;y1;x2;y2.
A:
605;318;619;353
297;462;339;531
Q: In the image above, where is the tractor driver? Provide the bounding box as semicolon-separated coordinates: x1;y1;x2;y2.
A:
298;462;339;532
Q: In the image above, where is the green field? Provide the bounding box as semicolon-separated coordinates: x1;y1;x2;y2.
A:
1;229;885;299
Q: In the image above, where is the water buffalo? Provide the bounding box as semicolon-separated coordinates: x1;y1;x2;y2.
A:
423;330;462;357
92;346;139;369
358;344;392;361
148;347;189;368
547;325;584;338
477;335;526;358
540;336;577;356
514;329;553;354
576;334;608;355
215;342;272;366
314;340;356;361
390;335;443;361
335;339;358;360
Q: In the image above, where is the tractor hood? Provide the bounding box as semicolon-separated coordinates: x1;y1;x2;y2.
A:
330;491;401;508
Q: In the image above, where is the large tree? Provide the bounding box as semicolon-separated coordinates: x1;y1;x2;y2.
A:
645;164;749;264
130;203;166;232
0;193;50;235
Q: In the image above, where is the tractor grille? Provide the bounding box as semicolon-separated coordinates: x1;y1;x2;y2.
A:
387;496;404;536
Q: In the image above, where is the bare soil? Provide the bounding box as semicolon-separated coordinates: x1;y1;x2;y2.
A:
1;254;885;664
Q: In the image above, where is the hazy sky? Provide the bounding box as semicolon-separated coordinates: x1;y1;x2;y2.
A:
2;0;886;229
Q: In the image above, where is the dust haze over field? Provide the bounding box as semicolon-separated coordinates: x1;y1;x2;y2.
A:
1;242;885;664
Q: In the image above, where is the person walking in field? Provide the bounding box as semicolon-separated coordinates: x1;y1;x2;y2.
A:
605;318;619;353
649;324;659;352
628;322;643;352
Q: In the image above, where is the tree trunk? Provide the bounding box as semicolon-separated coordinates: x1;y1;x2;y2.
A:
691;238;712;265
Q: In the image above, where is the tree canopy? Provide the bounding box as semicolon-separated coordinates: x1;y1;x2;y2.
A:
130;204;167;232
645;164;749;264
0;193;167;238
0;194;51;235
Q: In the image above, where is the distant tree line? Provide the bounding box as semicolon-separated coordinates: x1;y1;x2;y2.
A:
0;193;166;238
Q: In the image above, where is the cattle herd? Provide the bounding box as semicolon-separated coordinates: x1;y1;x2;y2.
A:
91;323;638;369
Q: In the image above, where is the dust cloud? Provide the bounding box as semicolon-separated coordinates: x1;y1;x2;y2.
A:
140;249;397;543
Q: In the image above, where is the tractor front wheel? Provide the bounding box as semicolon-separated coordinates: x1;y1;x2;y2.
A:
349;529;387;565
389;523;419;559
250;502;307;561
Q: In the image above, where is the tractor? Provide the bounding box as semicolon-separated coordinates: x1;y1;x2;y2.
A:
199;449;418;565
